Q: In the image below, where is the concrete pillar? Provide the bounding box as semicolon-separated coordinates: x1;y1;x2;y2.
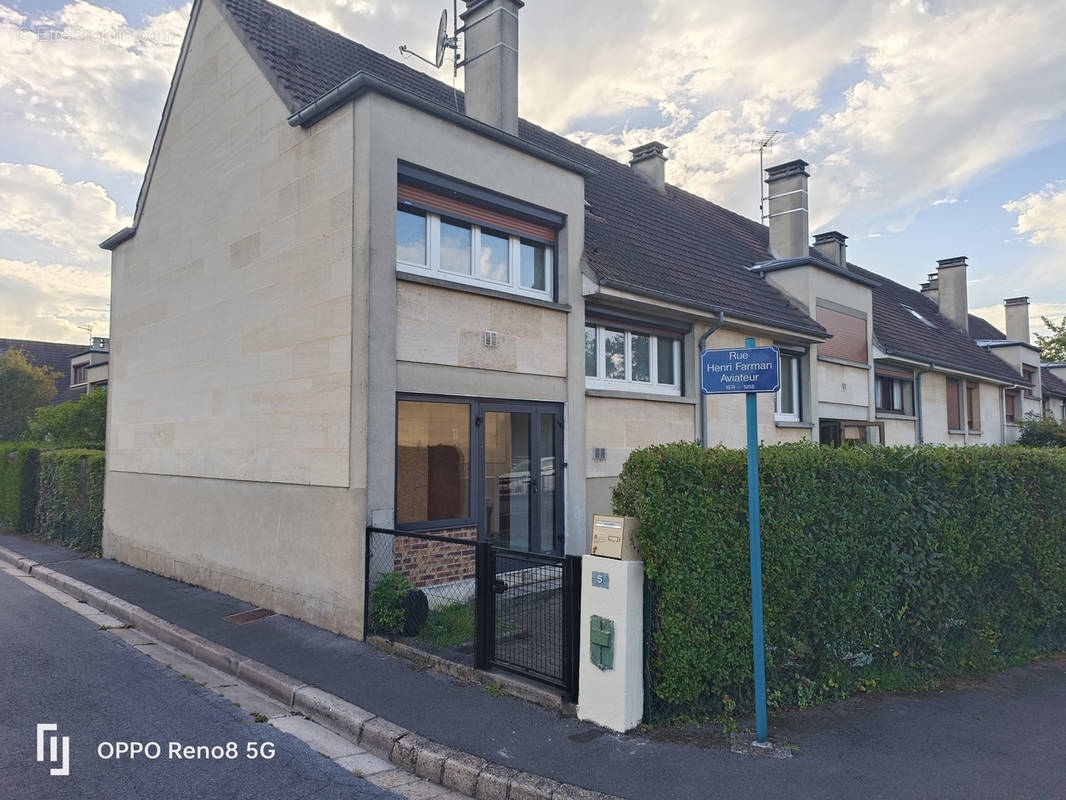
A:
765;160;810;260
578;555;643;732
461;0;521;135
936;256;969;334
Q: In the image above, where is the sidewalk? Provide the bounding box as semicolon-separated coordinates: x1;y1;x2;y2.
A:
2;533;1064;800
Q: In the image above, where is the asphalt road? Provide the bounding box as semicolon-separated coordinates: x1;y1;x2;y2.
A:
0;569;398;800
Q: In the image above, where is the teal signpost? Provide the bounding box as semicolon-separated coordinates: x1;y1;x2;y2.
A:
700;339;777;743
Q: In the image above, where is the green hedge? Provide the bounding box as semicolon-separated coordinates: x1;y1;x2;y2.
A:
34;449;105;555
0;443;42;533
613;442;1066;720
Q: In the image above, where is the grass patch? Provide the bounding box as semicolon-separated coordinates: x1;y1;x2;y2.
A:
419;603;475;648
251;712;268;723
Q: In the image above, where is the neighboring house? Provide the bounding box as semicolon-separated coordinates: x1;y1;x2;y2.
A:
0;337;86;405
1039;365;1066;422
98;0;1053;639
68;337;111;398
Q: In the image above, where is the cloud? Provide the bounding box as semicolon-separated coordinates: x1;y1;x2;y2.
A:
0;163;131;262
0;257;110;341
1004;181;1066;246
0;2;189;174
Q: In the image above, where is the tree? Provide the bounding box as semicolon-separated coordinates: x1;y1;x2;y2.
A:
25;387;107;444
0;350;58;440
1035;315;1066;362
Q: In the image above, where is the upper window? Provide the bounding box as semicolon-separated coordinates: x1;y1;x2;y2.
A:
816;301;868;364
72;362;88;385
775;352;802;422
1022;365;1037;398
875;370;914;415
1005;390;1019;424
584;323;680;395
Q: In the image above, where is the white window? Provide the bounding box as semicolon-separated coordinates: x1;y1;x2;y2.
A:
584;323;681;395
775;351;802;422
396;206;552;300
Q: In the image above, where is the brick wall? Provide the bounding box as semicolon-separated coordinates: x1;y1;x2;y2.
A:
393;526;477;589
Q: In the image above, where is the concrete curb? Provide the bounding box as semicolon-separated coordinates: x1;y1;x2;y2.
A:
0;544;618;800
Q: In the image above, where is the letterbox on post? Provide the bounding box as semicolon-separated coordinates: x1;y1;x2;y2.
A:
590;514;641;560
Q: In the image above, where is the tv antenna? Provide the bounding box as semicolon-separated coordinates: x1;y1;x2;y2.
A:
78;324;93;344
399;3;461;74
751;131;780;221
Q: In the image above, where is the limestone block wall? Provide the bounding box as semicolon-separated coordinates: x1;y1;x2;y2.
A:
104;0;366;638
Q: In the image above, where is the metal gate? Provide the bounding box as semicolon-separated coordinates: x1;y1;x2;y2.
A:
366;527;580;702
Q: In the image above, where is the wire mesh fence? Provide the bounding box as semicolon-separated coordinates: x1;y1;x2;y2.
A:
491;549;566;685
366;527;480;664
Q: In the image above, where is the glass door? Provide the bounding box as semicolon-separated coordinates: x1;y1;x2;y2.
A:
479;402;562;554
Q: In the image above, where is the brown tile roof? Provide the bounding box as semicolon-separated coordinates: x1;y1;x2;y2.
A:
1042;367;1066;398
845;268;1025;385
967;314;1006;341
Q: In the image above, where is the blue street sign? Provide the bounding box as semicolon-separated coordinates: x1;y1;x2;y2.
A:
700;346;780;394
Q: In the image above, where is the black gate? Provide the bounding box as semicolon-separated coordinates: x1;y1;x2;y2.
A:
366;527;580;702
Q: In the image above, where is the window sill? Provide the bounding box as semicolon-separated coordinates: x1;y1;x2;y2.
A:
585;388;695;404
817;355;871;370
397;271;571;312
876;412;916;421
947;428;965;434
774;420;814;429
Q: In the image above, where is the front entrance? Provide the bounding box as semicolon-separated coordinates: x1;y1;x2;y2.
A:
480;402;563;555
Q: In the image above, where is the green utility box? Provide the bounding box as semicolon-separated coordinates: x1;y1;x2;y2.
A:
590;615;615;670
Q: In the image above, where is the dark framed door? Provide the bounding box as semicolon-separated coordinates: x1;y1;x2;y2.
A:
478;401;563;555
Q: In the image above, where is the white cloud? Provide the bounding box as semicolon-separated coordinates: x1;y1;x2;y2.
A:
0;2;189;174
0;257;110;341
0;163;130;262
1004;181;1066;246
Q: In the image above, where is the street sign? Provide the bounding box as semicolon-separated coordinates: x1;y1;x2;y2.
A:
700;346;780;394
698;339;772;744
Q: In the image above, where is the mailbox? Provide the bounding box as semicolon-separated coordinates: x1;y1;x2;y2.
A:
590;514;641;560
590;615;614;670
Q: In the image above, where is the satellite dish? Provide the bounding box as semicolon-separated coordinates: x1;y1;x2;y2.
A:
434;10;448;68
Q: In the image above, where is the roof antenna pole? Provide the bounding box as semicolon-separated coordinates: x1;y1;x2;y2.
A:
751;131;779;221
78;324;93;346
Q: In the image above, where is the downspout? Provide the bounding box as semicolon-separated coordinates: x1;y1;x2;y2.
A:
915;361;935;444
698;312;726;446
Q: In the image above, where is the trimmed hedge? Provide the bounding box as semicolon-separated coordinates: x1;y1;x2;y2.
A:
0;443;42;533
613;442;1066;719
35;449;105;555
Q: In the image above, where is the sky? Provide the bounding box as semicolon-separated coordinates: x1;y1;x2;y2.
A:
1;0;1064;345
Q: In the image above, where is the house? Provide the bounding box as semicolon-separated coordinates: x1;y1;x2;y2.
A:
68;337;110;397
99;0;1050;641
1042;366;1066;422
0;337;88;405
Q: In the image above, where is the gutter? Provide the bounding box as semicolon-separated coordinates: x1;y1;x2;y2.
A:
286;72;597;178
597;277;828;340
915;361;935;444
698;312;726;447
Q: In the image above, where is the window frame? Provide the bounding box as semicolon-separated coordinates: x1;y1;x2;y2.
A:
396;204;555;301
775;351;802;422
72;361;89;386
1022;365;1037;399
946;377;963;431
1004;389;1020;424
584;322;682;396
874;372;915;416
965;381;981;433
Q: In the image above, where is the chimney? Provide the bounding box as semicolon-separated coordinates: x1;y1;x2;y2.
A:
765;160;810;260
461;0;522;136
813;231;847;267
629;141;667;192
936;256;969;334
920;273;939;302
1004;296;1031;344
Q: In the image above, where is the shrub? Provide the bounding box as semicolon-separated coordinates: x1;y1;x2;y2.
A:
613;442;1066;720
1017;413;1066;447
0;350;58;440
34;449;105;554
369;572;414;634
0;443;42;533
25;388;107;445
